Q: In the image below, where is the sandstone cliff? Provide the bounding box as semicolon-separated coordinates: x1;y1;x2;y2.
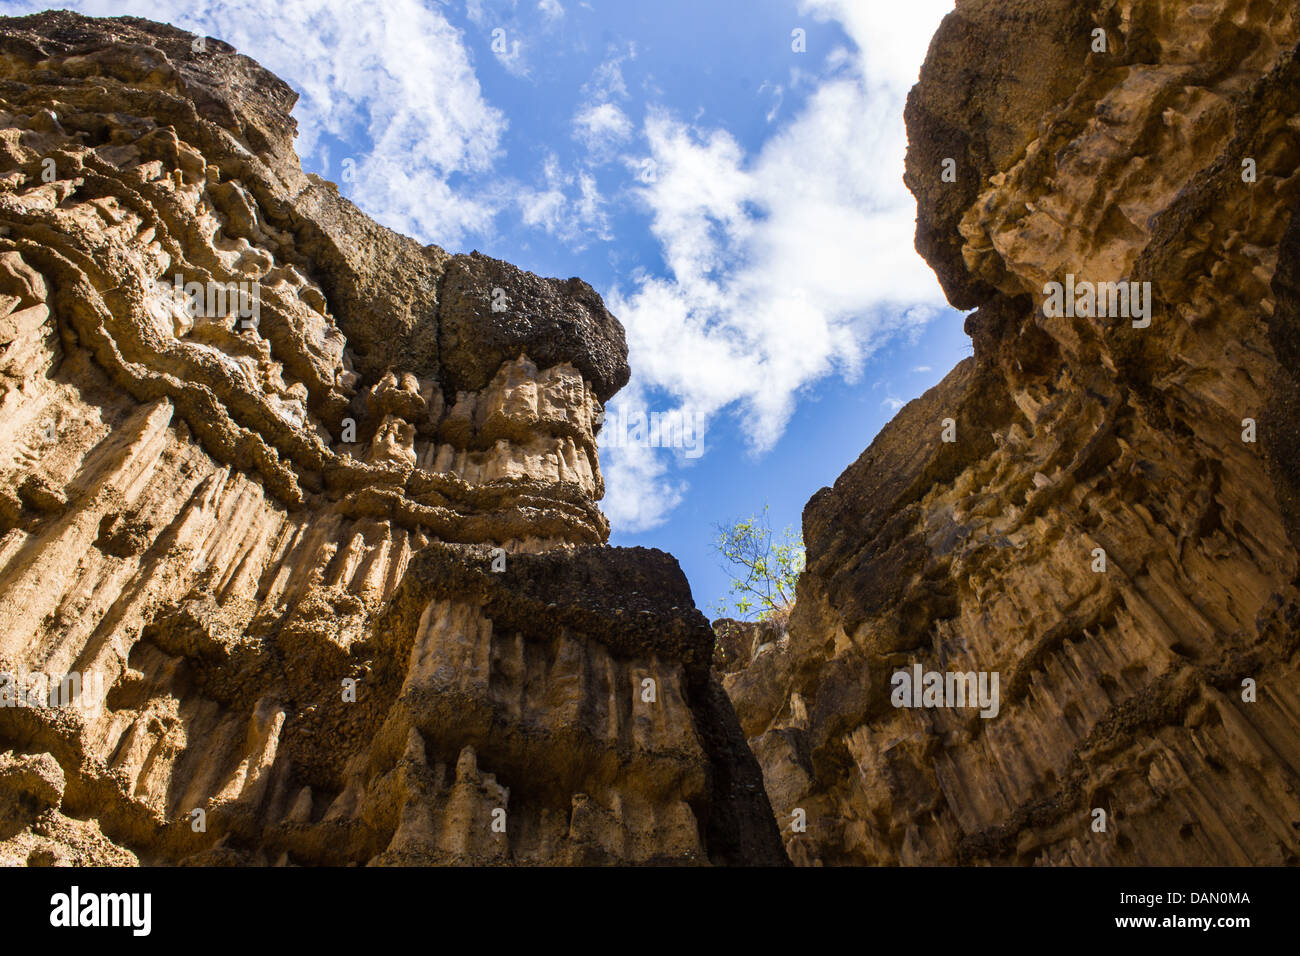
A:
724;0;1300;865
0;11;784;866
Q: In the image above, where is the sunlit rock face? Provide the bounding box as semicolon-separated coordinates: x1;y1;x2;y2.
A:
724;0;1300;865
0;11;785;866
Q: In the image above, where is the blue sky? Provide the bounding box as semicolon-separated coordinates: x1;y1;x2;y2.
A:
5;0;967;616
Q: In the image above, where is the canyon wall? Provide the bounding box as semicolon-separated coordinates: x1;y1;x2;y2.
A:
726;0;1300;865
0;11;784;866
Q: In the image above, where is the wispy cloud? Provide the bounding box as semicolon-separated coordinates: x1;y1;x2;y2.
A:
585;45;634;101
758;81;785;123
513;153;610;246
572;102;633;159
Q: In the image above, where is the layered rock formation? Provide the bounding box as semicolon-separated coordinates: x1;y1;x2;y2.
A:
724;0;1300;865
0;11;783;866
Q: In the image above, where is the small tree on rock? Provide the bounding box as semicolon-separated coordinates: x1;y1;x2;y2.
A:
711;504;804;625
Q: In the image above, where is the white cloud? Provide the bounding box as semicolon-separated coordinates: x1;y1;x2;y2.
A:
538;0;564;21
489;29;530;79
572;102;633;158
598;385;689;530
585;46;633;101
758;81;785;123
562;44;639;211
800;0;951;90
513;153;610;246
602;0;957;532
2;0;508;248
601;438;686;534
465;1;534;79
465;0;491;27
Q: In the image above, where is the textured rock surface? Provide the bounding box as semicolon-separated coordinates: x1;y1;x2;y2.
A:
726;0;1300;865
0;11;783;866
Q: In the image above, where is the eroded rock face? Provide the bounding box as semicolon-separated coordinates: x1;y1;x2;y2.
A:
0;11;784;866
727;0;1300;865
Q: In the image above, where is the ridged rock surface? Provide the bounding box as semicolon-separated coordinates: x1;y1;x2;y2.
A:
0;11;784;866
725;0;1300;865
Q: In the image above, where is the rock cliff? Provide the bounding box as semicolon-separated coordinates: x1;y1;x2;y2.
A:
0;11;784;866
725;0;1300;865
